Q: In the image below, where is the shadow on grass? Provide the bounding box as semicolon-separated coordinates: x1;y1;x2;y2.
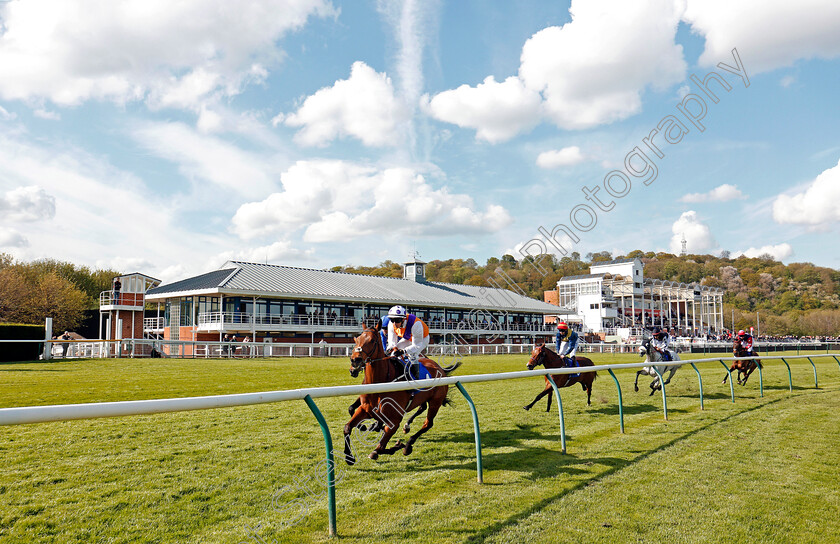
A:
0;368;69;372
588;403;658;416
460;397;787;544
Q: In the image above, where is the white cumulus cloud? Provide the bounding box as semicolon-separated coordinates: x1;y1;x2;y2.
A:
519;0;686;130
670;211;717;254
425;76;542;143
536;146;587;169
772;158;840;227
0;227;28;248
285;61;409;147
427;0;686;141
232;160;513;242
683;0;840;74
0;186;56;221
734;243;793;261
680;183;746;203
0;0;334;109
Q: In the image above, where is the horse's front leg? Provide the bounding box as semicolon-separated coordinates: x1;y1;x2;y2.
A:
523;385;551;411
722;367;733;384
664;366;677;385
342;408;369;466
348;397;361;416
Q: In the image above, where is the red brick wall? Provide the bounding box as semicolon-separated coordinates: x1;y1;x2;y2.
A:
109;310;144;339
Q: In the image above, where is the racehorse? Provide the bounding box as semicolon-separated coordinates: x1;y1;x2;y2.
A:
344;323;460;465
523;343;597;411
723;340;762;386
635;337;680;396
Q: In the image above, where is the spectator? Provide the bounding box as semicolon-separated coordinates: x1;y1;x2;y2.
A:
60;331;72;358
113;277;121;305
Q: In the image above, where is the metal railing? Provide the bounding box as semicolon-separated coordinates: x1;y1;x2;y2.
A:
192;312;556;334
143;317;165;330
99;291;144;307
1;351;838;538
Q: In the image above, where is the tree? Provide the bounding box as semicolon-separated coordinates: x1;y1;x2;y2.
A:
24;272;88;331
0;268;87;331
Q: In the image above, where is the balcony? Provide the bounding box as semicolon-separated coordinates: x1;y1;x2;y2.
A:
100;291;145;310
144;317;166;331
188;312;557;336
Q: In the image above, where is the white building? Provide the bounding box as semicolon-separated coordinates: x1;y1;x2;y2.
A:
552;258;724;336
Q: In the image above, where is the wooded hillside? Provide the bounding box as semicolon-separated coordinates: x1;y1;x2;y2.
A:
335;250;840;335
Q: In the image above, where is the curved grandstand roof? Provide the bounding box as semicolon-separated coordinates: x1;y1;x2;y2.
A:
147;261;565;314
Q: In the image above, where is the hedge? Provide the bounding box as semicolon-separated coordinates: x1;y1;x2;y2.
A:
0;323;45;362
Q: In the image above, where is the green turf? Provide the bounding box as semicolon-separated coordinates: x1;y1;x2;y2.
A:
1;351;839;543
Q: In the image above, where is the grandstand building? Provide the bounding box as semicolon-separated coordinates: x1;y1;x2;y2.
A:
544;258;724;337
143;258;566;346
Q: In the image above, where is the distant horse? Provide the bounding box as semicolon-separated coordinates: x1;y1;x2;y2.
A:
635;337;681;396
344;323;460;464
723;341;762;386
523;343;597;411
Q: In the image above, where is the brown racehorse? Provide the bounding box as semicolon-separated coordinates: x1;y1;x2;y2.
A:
523;344;597;411
723;340;762;386
343;323;459;465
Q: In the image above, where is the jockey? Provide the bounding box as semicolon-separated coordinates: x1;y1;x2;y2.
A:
650;326;673;361
381;305;432;382
735;330;757;356
555;322;579;370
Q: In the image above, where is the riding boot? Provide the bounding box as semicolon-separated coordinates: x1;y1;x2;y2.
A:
409;362;421;396
567;356;580;379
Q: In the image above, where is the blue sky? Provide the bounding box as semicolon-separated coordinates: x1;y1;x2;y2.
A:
1;0;839;283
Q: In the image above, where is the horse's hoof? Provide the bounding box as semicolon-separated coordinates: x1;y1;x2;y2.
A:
403;425;410;434
634;385;639;392
359;424;368;432
345;456;356;466
369;451;379;461
403;444;413;456
523;405;531;411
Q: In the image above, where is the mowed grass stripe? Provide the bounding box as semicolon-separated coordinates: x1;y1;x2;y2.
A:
1;353;838;543
479;389;840;544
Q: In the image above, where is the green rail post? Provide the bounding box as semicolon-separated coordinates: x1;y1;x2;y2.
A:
545;374;567;453
757;359;764;397
719;360;735;403
303;395;337;537
651;366;668;420
780;358;793;392
807;357;818;388
606;369;625;433
834;355;840;371
689;363;704;410
455;382;483;483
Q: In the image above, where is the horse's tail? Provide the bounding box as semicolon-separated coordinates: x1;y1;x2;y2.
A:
443;361;462;375
442;393;455;407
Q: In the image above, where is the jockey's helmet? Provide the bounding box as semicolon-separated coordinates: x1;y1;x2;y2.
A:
738;329;746;337
388;305;407;320
557;322;569;334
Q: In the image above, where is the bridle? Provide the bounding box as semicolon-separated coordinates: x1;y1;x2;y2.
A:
350;329;393;379
527;345;545;370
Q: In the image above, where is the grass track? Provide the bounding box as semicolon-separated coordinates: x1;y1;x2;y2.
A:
1;352;839;543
